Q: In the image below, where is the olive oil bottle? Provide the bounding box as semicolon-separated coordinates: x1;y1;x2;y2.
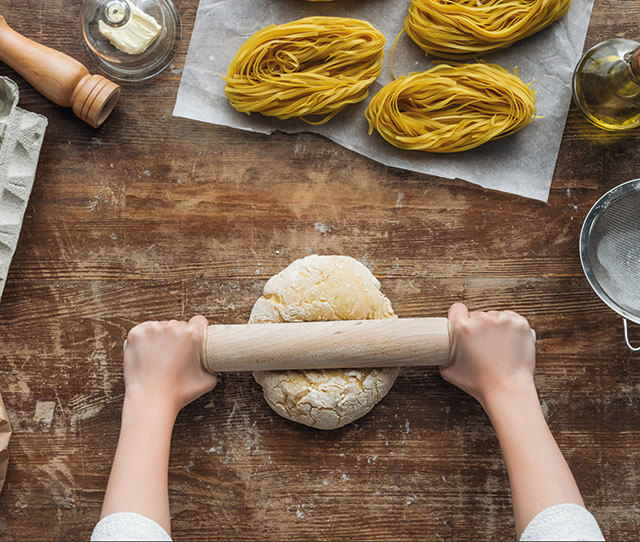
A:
572;38;640;131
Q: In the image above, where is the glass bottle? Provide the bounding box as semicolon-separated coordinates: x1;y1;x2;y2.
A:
572;38;640;131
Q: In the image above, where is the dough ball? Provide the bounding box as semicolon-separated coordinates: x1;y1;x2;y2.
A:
250;254;399;430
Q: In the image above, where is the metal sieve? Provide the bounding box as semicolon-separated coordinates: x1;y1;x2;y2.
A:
580;179;640;352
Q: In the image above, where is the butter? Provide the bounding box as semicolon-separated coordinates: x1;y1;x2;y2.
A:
99;1;162;55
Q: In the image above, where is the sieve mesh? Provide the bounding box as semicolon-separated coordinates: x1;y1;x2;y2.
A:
586;189;640;320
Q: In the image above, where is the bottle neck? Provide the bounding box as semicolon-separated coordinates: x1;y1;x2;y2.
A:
610;46;640;98
631;46;640;79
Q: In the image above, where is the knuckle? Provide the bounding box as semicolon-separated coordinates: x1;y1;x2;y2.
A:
475;311;491;325
127;325;144;340
151;321;165;333
496;312;512;325
454;318;472;335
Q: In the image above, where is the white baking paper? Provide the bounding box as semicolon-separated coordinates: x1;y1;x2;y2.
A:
173;0;595;202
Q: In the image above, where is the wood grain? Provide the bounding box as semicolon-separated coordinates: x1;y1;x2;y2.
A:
1;0;640;540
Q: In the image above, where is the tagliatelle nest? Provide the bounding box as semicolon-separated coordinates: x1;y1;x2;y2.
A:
405;0;571;59
365;62;537;153
224;17;385;125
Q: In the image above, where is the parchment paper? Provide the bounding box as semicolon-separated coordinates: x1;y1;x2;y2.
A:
0;393;11;494
173;0;595;202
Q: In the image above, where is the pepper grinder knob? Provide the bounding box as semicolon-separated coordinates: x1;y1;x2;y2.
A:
0;15;120;128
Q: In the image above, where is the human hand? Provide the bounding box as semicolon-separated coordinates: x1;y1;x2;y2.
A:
440;303;536;409
123;315;217;416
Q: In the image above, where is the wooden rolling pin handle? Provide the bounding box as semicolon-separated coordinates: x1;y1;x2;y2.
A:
204;318;451;373
0;16;120;128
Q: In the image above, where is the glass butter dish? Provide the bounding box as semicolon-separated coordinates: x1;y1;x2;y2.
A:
81;0;181;81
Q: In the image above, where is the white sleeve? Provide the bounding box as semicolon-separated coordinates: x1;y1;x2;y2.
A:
91;512;172;541
520;503;604;541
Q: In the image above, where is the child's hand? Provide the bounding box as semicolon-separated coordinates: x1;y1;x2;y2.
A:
440;303;536;408
123;316;217;415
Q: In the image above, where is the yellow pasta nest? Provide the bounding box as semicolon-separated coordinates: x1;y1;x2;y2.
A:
224;17;385;125
365;63;536;153
405;0;571;59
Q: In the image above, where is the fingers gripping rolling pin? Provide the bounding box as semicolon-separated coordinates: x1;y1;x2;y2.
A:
0;16;120;128
204;318;540;372
204;318;537;372
204;318;452;372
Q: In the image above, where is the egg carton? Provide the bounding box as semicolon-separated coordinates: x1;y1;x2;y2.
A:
0;76;48;300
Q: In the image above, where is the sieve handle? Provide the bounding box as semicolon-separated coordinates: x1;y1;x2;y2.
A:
623;319;640;352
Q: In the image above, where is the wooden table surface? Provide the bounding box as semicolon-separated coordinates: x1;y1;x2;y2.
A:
1;1;639;540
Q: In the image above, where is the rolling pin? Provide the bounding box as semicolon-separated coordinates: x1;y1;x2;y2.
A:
205;318;452;372
0;15;120;128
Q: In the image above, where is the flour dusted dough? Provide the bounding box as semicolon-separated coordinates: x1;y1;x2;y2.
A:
250;255;399;430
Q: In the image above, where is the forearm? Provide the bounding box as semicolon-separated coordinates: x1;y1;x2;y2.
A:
484;383;584;538
100;394;177;535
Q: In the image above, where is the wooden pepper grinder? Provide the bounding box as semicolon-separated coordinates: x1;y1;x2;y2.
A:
0;15;120;128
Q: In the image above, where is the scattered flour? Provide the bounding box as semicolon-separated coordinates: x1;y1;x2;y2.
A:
313;222;331;234
33;401;56;428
